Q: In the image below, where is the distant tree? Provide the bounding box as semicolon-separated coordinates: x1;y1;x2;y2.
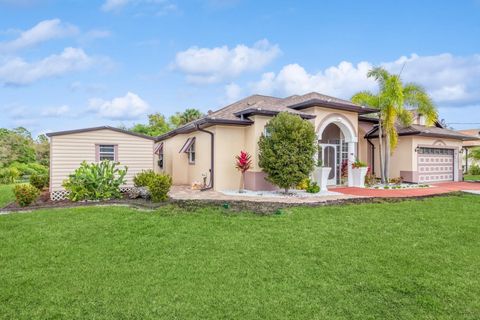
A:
169;108;204;128
131;113;172;137
0;127;36;166
35;134;50;166
258;112;316;193
469;147;480;161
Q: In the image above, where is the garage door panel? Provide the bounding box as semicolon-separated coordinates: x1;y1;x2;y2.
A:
417;147;454;183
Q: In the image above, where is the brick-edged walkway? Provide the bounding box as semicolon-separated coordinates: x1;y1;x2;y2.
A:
331;182;480;198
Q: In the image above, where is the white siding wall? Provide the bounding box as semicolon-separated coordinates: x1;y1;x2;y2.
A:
50;129;154;192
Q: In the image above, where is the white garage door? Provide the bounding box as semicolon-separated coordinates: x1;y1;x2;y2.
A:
417;147;454;183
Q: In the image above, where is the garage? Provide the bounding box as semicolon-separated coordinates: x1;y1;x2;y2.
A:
417;147;454;183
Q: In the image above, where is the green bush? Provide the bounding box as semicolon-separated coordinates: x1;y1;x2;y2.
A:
468;164;480;176
13;184;40;207
133;170;157;187
258;112;317;193
0;167;20;184
133;170;172;202
30;173;49;190
9;162;48;178
148;174;172;202
63;161;127;201
306;180;320;193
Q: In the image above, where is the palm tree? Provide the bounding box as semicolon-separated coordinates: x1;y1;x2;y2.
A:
352;67;438;183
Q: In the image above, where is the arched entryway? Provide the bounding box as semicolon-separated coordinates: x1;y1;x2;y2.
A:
317;114;358;187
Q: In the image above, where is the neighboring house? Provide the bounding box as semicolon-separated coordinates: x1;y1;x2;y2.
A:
47;92;478;199
456;129;480;173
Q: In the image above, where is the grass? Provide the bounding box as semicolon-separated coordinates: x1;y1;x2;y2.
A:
1;195;480;319
0;184;15;208
464;174;480;181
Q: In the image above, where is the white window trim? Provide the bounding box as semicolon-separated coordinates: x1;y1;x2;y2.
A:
187;142;195;164
96;144;118;162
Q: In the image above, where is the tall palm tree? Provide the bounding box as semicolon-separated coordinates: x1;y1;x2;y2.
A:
352;67;438;183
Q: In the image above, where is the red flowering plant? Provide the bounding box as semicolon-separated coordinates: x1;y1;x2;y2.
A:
235;151;252;193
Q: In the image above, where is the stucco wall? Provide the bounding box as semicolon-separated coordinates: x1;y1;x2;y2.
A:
50;129;154;192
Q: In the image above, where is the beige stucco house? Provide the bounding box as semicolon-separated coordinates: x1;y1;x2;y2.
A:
47;92;477;199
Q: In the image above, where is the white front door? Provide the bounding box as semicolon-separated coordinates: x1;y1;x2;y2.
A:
320;144;337;185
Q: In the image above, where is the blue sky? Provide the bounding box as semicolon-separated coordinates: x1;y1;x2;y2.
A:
1;0;480;136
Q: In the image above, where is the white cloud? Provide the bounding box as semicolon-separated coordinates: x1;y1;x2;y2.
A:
252;61;375;99
88;92;149;120
101;0;130;11
101;0;177;14
173;39;281;84
224;82;242;103
0;47;94;86
250;53;480;106
41;105;71;117
0;19;79;53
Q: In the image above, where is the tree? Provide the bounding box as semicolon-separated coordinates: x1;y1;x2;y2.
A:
258;112;316;193
35;134;50;166
0;127;36;166
131;113;172;137
169;108;204;128
351;67;438;183
469;147;480;161
235;151;252;193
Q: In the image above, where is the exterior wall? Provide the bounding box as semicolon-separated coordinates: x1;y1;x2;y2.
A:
302;106;359;139
50;129;154;192
159;130;213;187
369;136;463;182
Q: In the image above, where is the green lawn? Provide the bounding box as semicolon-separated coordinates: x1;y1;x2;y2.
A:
1;196;480;319
0;184;15;208
464;175;480;181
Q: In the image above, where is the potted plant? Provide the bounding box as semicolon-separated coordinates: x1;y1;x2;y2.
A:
351;159;369;188
235;151;252;193
312;158;331;192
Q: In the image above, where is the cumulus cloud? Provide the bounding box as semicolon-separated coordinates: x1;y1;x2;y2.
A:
41;105;71;117
101;0;130;11
250;53;480;106
173;39;281;84
88;92;149;120
0;47;94;86
0;19;79;53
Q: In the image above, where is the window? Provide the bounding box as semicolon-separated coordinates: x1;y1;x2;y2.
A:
263;127;271;137
158;151;164;169
187;141;195;164
98;145;116;161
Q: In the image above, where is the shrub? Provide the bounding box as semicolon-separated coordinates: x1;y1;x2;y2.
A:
352;159;368;169
9;162;48;178
133;170;157;187
14;184;40;207
296;178;309;190
389;176;403;185
258;112;316;193
63;161;127;201
30;173;49;190
133;170;172;202
468;164;480;176
305;181;320;193
148;174;172;202
0;167;20;184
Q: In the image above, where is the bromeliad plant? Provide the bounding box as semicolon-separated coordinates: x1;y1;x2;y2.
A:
235;151;252;193
63;160;127;201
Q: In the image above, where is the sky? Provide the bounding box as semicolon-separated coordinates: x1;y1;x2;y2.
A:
1;0;480;137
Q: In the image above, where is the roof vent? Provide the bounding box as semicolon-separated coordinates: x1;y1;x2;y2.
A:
207;110;213;114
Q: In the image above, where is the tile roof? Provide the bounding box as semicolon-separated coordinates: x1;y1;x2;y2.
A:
457;129;480;147
366;123;480;141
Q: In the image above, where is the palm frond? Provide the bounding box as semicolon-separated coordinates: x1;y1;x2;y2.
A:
351;91;380;108
403;82;438;125
367;67;390;91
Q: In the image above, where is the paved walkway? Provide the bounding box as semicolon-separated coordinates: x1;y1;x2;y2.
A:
169;186;360;203
331;182;480;198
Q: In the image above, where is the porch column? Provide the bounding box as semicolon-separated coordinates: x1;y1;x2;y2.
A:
347;142;356;187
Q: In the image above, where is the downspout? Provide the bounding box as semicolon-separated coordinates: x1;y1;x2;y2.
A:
196;123;214;191
367;138;375;175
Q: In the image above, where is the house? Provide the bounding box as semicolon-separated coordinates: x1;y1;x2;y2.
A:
46;92;478;200
456;129;480;172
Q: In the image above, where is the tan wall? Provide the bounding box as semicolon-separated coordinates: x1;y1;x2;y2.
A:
243;115;271;172
302;106;359;138
50;129;154;192
369;136;464;181
159;130;213;186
